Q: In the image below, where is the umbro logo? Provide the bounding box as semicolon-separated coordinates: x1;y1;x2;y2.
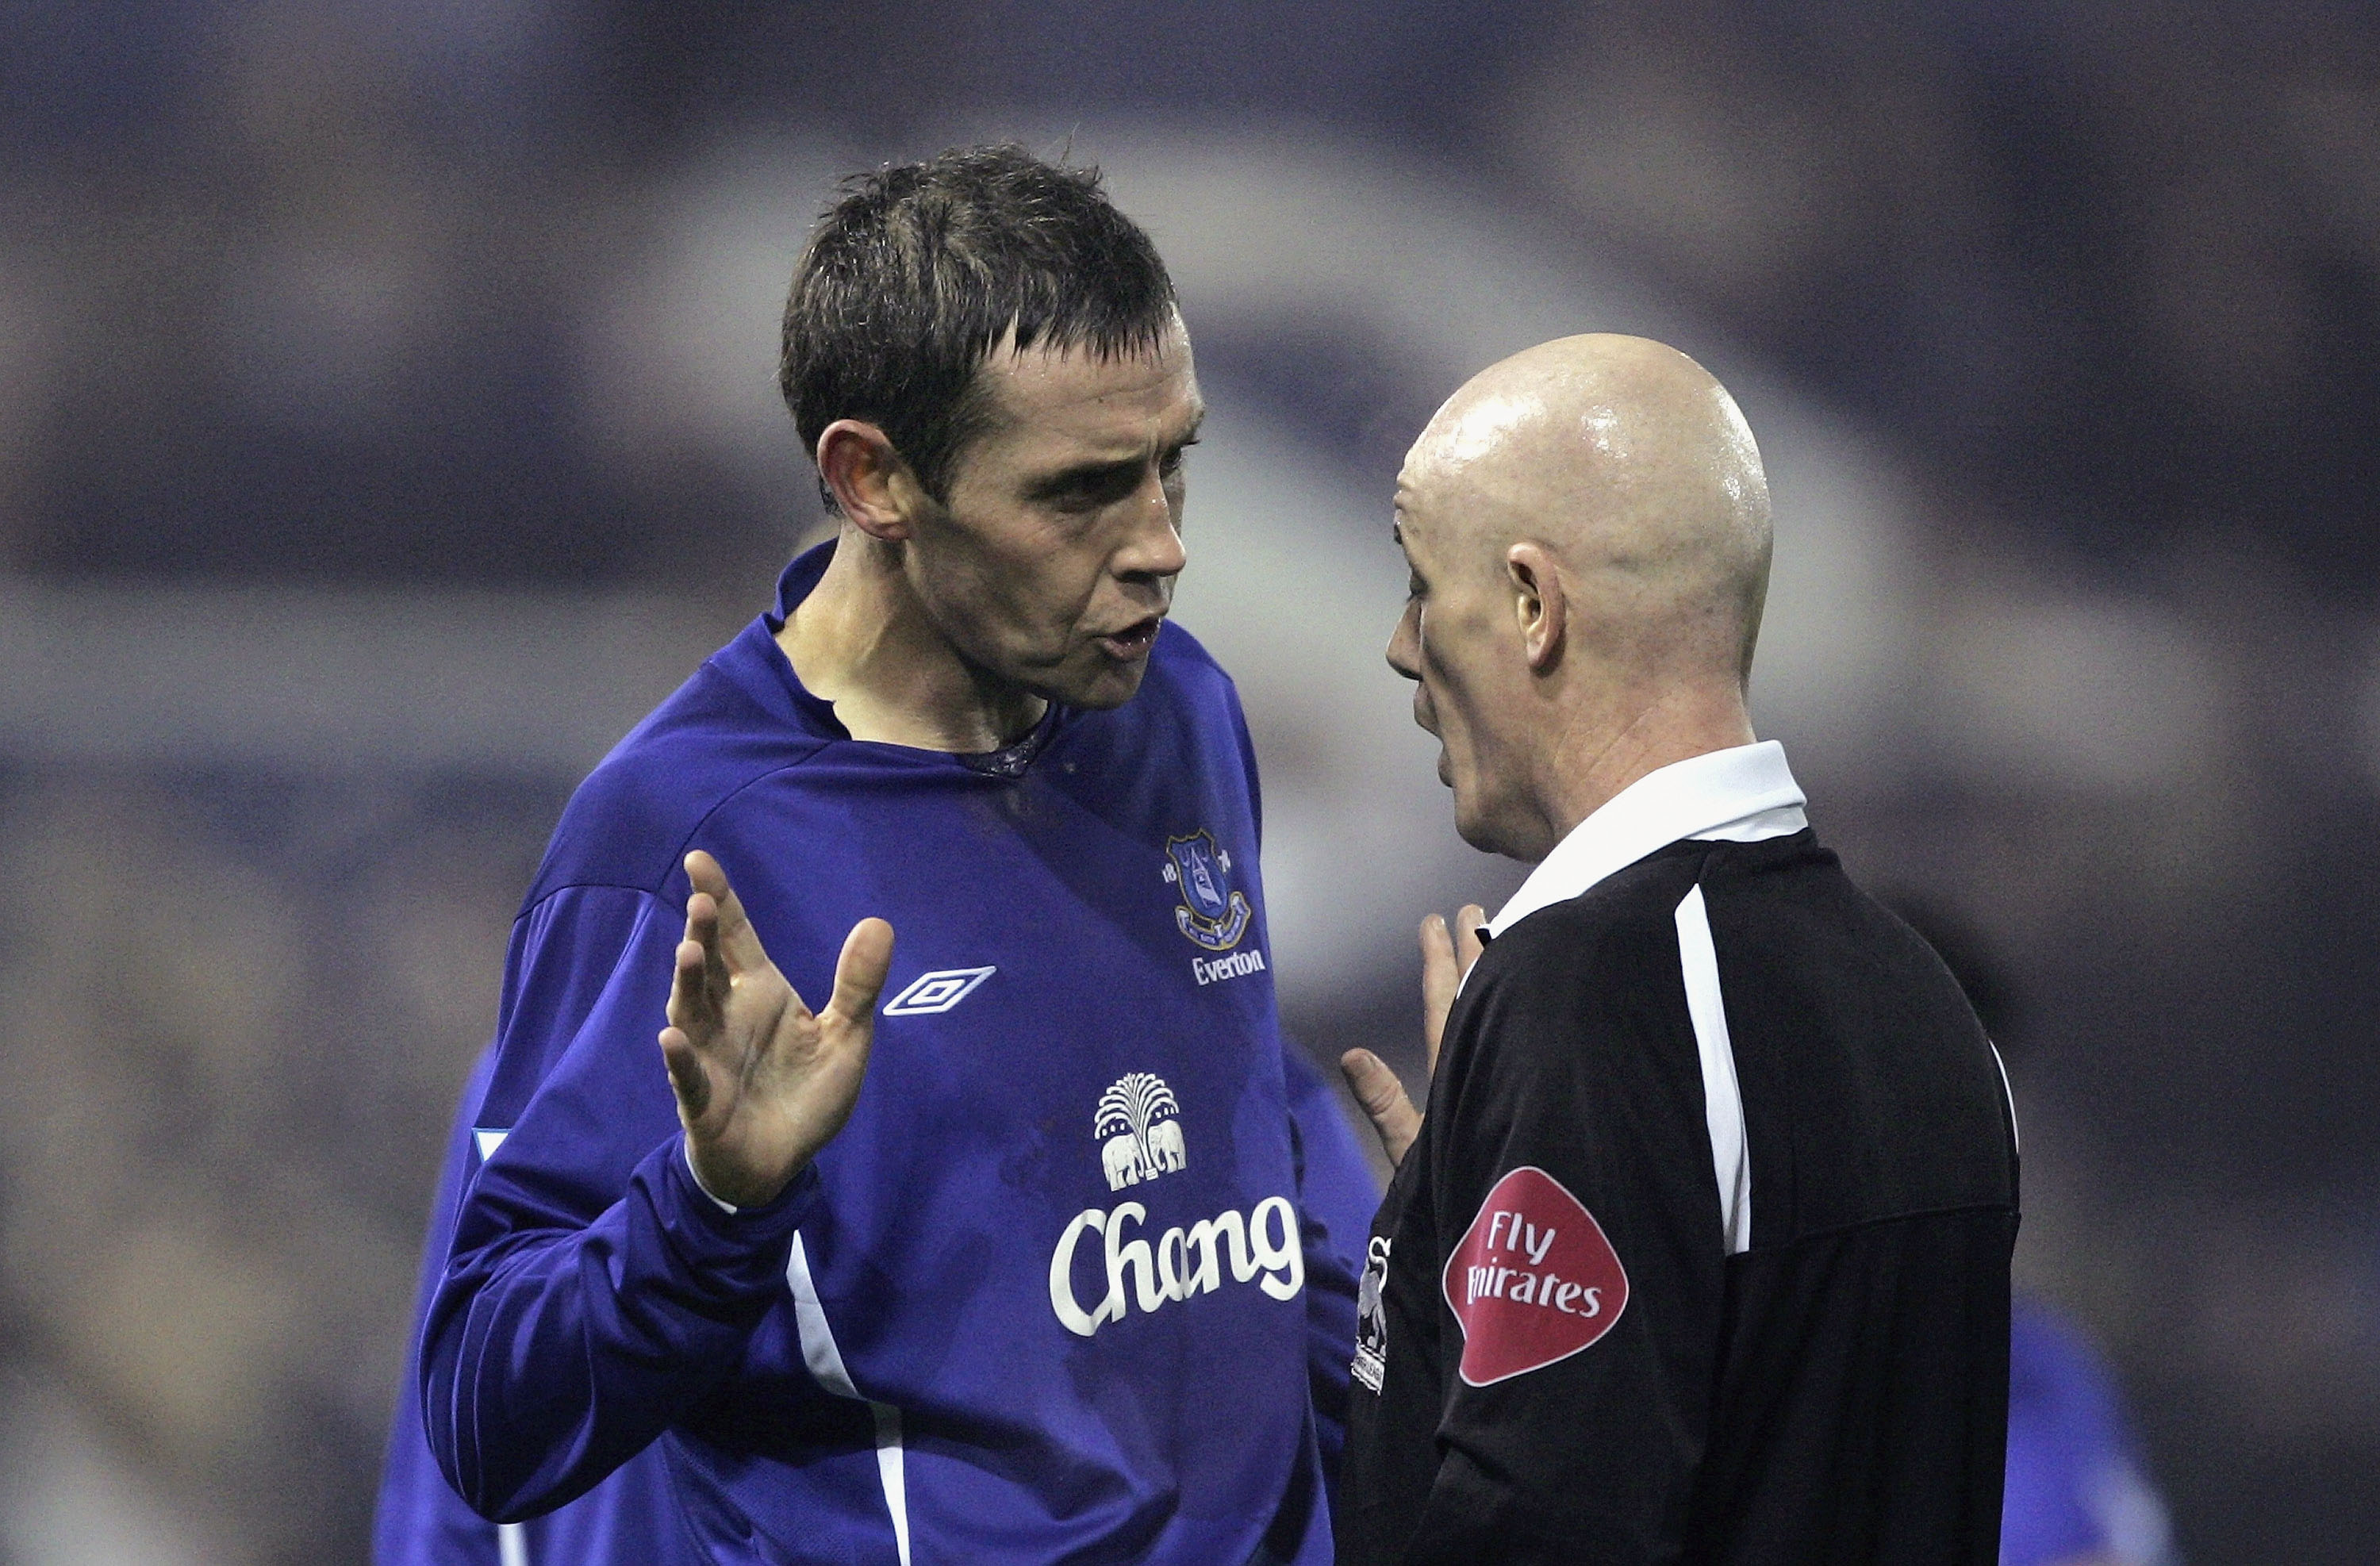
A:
883;966;996;1016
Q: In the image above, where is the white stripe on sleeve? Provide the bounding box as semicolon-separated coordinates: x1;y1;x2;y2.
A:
789;1233;912;1565
1675;885;1752;1256
1988;1039;2021;1156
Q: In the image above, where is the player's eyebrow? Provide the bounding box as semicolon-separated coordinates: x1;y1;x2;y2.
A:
1023;412;1205;504
1024;457;1139;502
1163;405;1207;458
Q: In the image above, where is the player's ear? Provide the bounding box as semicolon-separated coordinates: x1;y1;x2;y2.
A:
1508;543;1565;670
816;420;923;542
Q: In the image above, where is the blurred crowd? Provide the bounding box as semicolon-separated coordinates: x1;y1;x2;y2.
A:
1;2;2376;1561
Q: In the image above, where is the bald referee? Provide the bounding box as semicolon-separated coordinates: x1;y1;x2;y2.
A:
1337;335;2019;1564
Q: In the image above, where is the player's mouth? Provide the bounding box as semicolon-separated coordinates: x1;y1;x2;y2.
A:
1094;615;1164;660
1412;685;1440;739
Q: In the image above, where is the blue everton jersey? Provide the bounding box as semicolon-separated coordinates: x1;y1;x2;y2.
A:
379;1046;692;1566
377;1042;1376;1566
407;543;1367;1564
2002;1296;2175;1566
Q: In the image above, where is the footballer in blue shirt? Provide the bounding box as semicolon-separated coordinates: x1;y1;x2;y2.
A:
378;146;1373;1564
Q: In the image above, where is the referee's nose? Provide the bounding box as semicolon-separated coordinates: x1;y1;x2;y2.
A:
1387;596;1422;682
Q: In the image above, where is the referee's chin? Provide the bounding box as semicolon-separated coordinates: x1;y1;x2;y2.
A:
1448;774;1547;864
1448;786;1499;857
1453;814;1515;858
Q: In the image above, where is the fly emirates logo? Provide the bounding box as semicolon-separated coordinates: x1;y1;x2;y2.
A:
1443;1165;1631;1386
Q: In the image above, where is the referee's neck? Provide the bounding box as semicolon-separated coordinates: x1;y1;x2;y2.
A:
1533;693;1756;853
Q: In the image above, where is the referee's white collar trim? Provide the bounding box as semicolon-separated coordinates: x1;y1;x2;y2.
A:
1485;740;1807;940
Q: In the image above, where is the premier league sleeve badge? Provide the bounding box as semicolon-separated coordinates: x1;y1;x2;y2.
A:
1353;1235;1391;1393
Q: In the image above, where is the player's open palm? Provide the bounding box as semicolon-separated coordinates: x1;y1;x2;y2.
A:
659;850;895;1209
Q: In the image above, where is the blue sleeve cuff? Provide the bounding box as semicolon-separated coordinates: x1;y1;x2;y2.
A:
642;1138;821;1285
684;1142;743;1214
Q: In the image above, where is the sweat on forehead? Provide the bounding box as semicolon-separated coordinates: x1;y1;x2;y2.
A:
1402;333;1773;666
1415;337;1761;506
1425;390;1545;470
1429;335;1704;447
1398;382;1615;569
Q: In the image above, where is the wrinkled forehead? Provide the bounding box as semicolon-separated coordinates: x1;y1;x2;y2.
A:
975;314;1202;440
1425;388;1545;470
987;309;1193;385
1395;386;1555;547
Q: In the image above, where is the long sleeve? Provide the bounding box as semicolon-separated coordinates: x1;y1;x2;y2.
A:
375;1047;505;1565
1283;1045;1379;1494
1391;908;1729;1564
415;884;820;1522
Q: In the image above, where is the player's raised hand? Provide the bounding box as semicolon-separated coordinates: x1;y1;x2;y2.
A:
658;850;894;1209
1342;904;1485;1169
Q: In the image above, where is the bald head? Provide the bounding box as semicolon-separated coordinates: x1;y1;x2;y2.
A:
1388;335;1775;860
1402;333;1772;683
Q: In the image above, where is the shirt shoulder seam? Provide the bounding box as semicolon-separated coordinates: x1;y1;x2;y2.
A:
528;748;838;912
1738;1199;2017;1254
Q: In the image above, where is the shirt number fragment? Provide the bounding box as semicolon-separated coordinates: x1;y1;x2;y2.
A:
1442;1165;1630;1386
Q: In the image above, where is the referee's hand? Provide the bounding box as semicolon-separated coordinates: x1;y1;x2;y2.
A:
1342;905;1484;1169
659;850;895;1209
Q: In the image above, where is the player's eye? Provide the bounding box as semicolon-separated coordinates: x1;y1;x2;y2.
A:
1050;466;1144;511
1159;438;1199;477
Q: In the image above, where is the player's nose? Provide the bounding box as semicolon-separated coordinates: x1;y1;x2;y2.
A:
1117;474;1187;581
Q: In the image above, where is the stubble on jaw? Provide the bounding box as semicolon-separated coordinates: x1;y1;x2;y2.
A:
908;334;1197;712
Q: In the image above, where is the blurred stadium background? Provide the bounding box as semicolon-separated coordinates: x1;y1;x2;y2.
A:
2;2;2377;1560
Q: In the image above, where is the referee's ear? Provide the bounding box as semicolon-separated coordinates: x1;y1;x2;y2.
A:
1507;543;1566;670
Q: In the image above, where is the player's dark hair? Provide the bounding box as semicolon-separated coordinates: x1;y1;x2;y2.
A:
780;144;1179;509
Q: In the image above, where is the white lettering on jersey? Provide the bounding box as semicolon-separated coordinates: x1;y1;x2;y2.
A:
1442;1166;1630;1386
1190;948;1267;986
1050;1195;1304;1336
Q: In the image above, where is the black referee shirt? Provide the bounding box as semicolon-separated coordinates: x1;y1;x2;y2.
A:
1341;743;2019;1564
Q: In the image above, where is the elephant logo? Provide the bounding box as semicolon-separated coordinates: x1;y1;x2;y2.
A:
1163;831;1252;952
1096;1072;1188;1190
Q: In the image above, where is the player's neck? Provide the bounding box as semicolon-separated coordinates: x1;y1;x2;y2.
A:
776;531;1046;753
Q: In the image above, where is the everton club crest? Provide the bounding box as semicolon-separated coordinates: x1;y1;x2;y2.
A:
1163;829;1253;952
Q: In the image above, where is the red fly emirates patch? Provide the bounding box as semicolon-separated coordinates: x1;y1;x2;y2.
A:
1442;1165;1630;1386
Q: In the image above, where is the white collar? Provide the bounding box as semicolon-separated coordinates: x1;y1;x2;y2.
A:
1485;740;1808;939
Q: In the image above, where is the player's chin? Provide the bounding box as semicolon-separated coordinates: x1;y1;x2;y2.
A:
1050;648;1155;711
